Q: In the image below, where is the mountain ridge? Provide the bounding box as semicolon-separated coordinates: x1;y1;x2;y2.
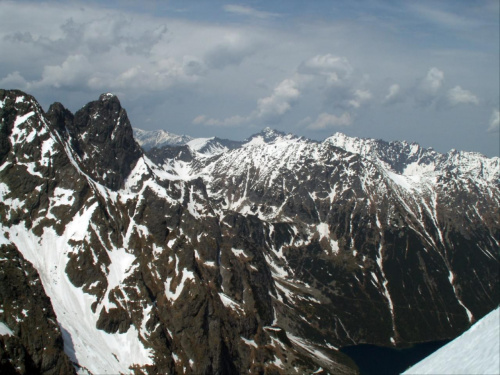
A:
1;89;498;374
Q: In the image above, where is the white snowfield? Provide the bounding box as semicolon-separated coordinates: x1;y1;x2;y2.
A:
403;307;500;375
133;128;193;150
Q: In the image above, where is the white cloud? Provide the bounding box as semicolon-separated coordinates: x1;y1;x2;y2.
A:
254;78;300;119
447;85;479;106
487;109;499;133
306;112;352;130
384;84;402;104
114;57;205;90
223;5;279;19
192;77;302;127
348;89;372;108
298;54;353;84
421;67;444;93
36;54;93;89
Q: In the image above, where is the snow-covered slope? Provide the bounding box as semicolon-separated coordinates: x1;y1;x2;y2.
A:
133;128;193;150
186;136;243;157
404;307;500;374
326;132;500;182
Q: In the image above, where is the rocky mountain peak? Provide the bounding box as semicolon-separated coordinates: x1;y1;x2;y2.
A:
0;89;49;166
99;92;117;101
244;127;290;144
46;102;74;136
66;93;143;191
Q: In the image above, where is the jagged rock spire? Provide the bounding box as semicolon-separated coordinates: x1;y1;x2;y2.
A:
65;93;143;190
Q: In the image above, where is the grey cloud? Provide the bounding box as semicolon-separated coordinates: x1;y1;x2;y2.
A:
383;84;405;105
223;5;280;19
323;84;371;111
296;54;373;111
306;112;352;130
193;114;247;127
3;31;35;43
0;71;28;88
205;44;255;69
123;25;168;56
487;109;499;133
414;67;445;106
203;31;262;70
4;16;167;57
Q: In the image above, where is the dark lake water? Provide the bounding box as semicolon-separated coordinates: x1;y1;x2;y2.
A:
340;340;451;375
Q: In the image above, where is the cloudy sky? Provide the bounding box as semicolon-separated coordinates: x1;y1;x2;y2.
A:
1;0;499;156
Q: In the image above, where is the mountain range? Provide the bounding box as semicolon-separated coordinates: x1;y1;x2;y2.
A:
0;89;498;374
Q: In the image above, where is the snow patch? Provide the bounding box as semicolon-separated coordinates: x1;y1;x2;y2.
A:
241;337;258;348
187;137;214;151
165;269;195;302
100;248;137;312
0;322;13;336
218;292;244;314
52;187;75;207
287;333;333;364
14;111;35;127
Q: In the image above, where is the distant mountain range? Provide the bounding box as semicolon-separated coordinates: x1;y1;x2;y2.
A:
1;89;498;374
133;128;194;150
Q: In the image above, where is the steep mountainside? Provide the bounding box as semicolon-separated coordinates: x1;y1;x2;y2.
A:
0;89;498;374
153;128;500;345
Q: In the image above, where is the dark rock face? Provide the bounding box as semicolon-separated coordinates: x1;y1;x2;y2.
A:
147;145;195;164
0;244;75;375
65;93;142;191
46;102;74;137
0;89;498;374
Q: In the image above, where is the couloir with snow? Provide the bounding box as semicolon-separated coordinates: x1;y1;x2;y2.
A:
0;89;498;374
